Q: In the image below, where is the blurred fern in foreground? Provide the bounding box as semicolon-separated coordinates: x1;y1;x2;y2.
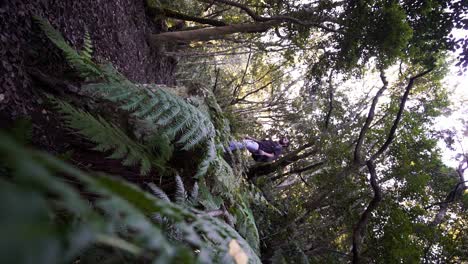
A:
0;132;261;264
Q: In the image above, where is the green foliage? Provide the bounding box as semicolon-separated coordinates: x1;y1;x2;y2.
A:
369;202;424;263
232;197;261;255
80;30;93;60
334;0;458;71
0;132;262;264
50;97;171;175
372;2;413;66
198;179;224;210
148;175;199;207
337;1;413;69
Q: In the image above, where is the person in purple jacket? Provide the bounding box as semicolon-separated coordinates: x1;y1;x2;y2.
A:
228;136;289;162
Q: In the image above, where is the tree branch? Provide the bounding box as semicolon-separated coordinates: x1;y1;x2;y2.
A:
231;50;252;102
324;70;335;129
370;68;433;161
424;180;468;211
351;160;382;264
272;160;325;182
354;69;388;164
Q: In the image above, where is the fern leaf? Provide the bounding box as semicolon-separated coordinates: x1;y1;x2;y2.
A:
108;90;134;102
175;119;202;147
189;182;199;204
174;175;187;205
34;17;101;79
164;115;191;139
84;83;125;95
80;30;93;60
156;105;181;126
147;183;170;202
181;127;210;151
139;157;152;175
39;17;221;178
121;94;147;111
92;143;113;153
122;149;140;166
144;95;173;123
50;98;154;175
194;139;217;179
133;96;160;118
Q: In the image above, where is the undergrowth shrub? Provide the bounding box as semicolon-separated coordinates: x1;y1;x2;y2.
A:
0;132;262;264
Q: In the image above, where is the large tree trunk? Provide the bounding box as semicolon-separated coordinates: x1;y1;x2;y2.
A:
148;21;279;44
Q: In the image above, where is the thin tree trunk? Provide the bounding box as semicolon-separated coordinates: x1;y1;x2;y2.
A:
148;21;279;44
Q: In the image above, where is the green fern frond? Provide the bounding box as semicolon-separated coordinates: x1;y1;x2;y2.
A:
156;105;182;126
121;94;147;111
174;175;187;205
108;90;134;101
85;82;218;177
147;176;196;208
34;16;101;79
133;96;161;118
50;98;155;175
147;183;171;202
164;116;191;138
181;127;212;151
145;101;173;123
145;134;173;166
85;82;126;95
80;30;93;60
122;149;141;166
189;182;199;204
197;180;223;211
176;124;202;147
194;139;218;179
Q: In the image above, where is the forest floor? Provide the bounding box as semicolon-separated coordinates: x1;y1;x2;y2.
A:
0;0;178;185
